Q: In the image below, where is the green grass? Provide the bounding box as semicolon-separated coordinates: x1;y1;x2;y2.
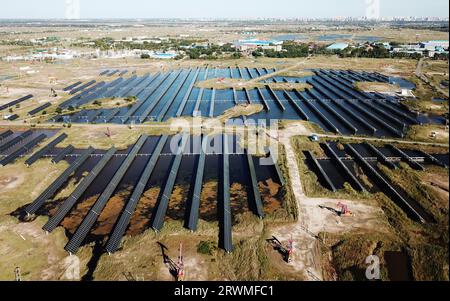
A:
197;241;217;256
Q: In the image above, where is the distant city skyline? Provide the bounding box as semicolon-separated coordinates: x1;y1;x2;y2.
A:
0;0;448;19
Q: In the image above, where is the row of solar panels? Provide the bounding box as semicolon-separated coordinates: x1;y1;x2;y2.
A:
0;130;68;166
100;69;129;77
22;134;286;255
60;66;274;111
0;94;33;111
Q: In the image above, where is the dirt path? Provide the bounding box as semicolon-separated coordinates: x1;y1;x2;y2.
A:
247;57;311;84
270;123;321;280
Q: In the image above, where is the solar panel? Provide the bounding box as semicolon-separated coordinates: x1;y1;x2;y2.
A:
0;95;33;111
0;134;47;166
24;147;95;215
28;103;51;116
25;133;68;166
65;136;148;254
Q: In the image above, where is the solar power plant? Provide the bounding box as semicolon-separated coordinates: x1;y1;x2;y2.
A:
49;68;429;138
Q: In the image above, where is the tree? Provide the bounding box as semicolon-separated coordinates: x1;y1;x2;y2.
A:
232;52;242;59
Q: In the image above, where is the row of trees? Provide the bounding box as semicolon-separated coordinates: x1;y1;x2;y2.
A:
336;45;448;60
182;43;241;60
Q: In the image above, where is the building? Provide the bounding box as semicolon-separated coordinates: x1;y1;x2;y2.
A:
326;43;349;51
420;40;449;49
391;40;449;58
234;39;283;52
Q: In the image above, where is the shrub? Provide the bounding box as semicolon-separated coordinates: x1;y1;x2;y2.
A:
197;241;216;255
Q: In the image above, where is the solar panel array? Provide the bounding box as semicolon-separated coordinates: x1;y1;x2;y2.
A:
28;103;51;116
0;95;33;111
25;133;68;166
25;147;95;215
51;145;75;164
43;147;118;233
105;135;168;253
0;134;47;166
0;130;33;153
65;136;148;254
51;68;423;138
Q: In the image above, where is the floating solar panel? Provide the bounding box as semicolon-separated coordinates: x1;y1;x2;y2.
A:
176;68;200;117
156;70;193;122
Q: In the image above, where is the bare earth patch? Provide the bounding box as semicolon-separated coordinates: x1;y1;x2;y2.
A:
355;81;401;93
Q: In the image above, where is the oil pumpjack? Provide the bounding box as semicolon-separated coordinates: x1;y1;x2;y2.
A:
176;242;185;281
286;237;294;263
337;202;352;216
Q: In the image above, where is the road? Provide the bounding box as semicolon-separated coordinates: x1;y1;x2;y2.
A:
246;56;311;84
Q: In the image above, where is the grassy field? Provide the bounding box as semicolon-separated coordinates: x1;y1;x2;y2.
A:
196;77;311;91
0;156;97;281
291;134;449;281
406;124;449;144
378;164;449;281
355;81;401;93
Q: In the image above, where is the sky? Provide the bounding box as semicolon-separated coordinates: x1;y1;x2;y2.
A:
0;0;448;19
